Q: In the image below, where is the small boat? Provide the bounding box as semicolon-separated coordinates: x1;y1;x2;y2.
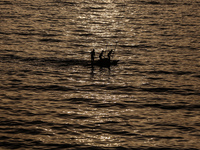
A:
90;49;119;67
95;58;119;67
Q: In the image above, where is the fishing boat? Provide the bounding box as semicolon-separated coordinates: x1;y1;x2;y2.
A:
90;49;119;67
94;58;119;67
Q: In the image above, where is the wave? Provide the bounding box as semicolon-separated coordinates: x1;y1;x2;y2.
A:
0;54;91;67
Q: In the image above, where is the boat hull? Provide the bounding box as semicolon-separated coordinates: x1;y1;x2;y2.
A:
92;59;119;67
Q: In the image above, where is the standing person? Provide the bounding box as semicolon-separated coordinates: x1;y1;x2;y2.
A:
91;49;95;64
99;50;104;60
107;49;113;61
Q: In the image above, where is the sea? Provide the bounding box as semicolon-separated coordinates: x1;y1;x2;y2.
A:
0;0;200;149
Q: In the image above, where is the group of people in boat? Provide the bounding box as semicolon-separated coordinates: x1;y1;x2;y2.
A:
90;49;114;66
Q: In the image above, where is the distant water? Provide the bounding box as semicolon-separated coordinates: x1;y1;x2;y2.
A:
0;0;200;149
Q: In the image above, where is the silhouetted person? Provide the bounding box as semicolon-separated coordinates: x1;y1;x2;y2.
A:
91;49;95;64
107;49;113;61
99;50;104;60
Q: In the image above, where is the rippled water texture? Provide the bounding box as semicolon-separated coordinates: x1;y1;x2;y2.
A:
0;0;200;149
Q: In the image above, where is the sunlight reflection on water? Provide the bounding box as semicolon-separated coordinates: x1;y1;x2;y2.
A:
0;0;200;149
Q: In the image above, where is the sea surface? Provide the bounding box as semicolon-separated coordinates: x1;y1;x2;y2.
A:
0;0;200;149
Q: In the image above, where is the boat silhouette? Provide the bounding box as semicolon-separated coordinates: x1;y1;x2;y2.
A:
90;49;119;67
94;58;119;67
